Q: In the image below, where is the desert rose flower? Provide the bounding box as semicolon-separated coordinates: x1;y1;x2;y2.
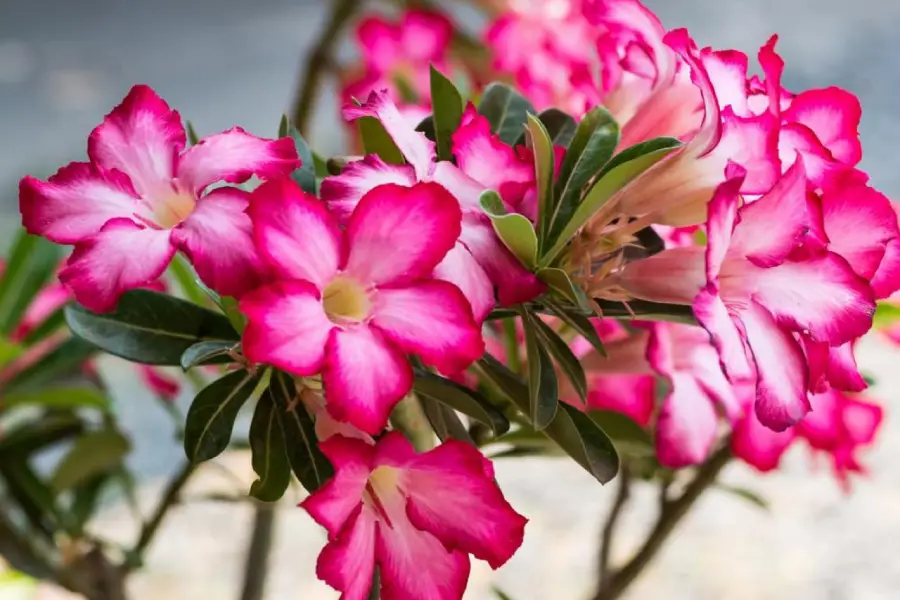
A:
302;432;527;600
19;85;298;312
241;178;484;434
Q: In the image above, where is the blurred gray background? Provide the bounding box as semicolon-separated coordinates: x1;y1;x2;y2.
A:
1;1;898;598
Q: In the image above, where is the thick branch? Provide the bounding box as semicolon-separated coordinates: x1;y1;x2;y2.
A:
239;504;276;600
598;468;631;584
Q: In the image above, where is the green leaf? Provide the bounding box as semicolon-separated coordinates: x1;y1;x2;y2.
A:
21;308;66;345
526;114;556;247
248;394;291;502
520;310;559;430
50;429;130;493
535;109;578;147
415;116;436;142
269;371;333;492
184;370;259;463
413;371;509;435
715;483;770;511
528;313;587;403
180;340;237;370
0;413;83;457
0;336;23;367
196;280;247;334
540;137;683;267
537;267;586;308
69;472;111;534
2;387;109;412
873;301;900;329
0;231;61;336
419;397;476;445
549;107;619;244
65;289;238;366
493;587;516;600
430;66;464;161
543;298;606;357
588;410;653;457
592;298;696;325
477;82;536;145
358;116;405;165
480;190;538;269
168;254;212;307
186;121;200;145
2;337;97;396
1;460;59;537
286;125;319;195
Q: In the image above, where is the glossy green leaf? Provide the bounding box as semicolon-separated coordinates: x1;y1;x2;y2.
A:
715;483;770;511
430;66;464;161
50;429;130;493
419;397;475;445
480;190;538;269
269;371;333;492
415;115;437;142
413;371;509;436
477;82;536;145
0;232;61;336
589;410;653;456
526;114;556;247
593;298;695;324
180;340;237;370
2;337;97;396
541;137;682;267
2;387;109;412
520;310;559;430
543;298;606;356
248;394;291;502
537;267;586;308
287;126;319;195
549;107;619;244
537;109;577;147
184;370;258;463
65;290;238;366
358;116;405;165
529;314;587;403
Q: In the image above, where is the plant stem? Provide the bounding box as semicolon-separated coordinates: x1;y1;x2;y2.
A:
598;467;631;585
288;0;361;136
593;446;732;600
390;395;434;452
502;317;522;375
239;503;276;600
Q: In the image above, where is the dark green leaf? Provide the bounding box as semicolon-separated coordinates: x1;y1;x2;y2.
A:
69;473;111;533
312;152;330;178
537;267;587;308
3;337;97;396
269;371;333;492
480;190;538;268
477;82;536;145
493;587;516;600
419;397;475;445
415;116;436;142
0;413;83;457
529;314;587;403
537;109;578;147
593;298;695;324
248;394;291;502
715;483;770;511
186;121;200;145
543;298;606;356
277;114;289;138
65;290;238;366
430;66;464;161
2;387;109;412
1;460;59;537
287;126;319;195
21;308;66;345
413;371;509;436
184;370;259;463
589;410;653;457
0;231;61;336
549;107;619;245
477;353;531;408
526;114;556;247
180;340;237;370
50;429;130;493
520;310;559;430
358;116;405;165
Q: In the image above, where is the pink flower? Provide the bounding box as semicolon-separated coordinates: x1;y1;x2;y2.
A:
322;91;544;323
137;365;181;401
19;85;299;312
241;178;484;434
302;432;527;600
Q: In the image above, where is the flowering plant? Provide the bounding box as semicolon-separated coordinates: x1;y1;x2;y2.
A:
12;0;899;598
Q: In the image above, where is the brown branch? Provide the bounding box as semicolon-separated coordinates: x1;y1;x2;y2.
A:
598;467;631;585
239;504;277;600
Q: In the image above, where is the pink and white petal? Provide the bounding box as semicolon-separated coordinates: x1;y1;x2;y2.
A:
432;243;494;324
316;505;377;600
713;109;780;195
371;281;485;375
752;253;875;344
344;183;461;287
870;238;900;299
731;409;796;472
784;88;862;166
430;161;487;212
778;123;846;190
320;155;417;223
739;301;810;431
323;326;413;435
450;110;533;193
240;280;332;375
343;90;435;179
176;127;298;194
248;178;343;288
171;187;266;298
703;166;743;281
19;163;147;244
616;246;706;305
87;85;184;195
693;286;753;381
400;10;453;63
654;374;719;468
701;48;750;116
301;436;374;536
59;219;176;313
404;441;527;568
824;342;867;392
664;29;721;154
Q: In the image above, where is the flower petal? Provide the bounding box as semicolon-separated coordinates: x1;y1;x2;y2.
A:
356;16;401;72
586;374;656;427
400;10;453;63
320;155;417;222
616;246;706;305
172;187;266;298
344;183;461;287
704;165;743;281
302;435;374;536
19;163;147;244
323;326;413;434
430;161;487;212
316;505;377;600
59;219;175;312
451;106;534;194
371;281;485;375
870;237;900;300
432;243;494;324
176;127;298;194
783;88;862;167
249;178;343;289
240;280;332;375
732;408;796;472
655;373;719;468
693;286;753;381
87;85;184;196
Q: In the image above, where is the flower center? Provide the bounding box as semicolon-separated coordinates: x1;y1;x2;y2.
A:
364;466;403;528
322;276;371;325
152;187;197;229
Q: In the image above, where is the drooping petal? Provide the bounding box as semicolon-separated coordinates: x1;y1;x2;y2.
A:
87;85;184;196
870;237;900;299
59;219;176;312
344;183;461;288
703;165;743;281
240;280;332;375
693;286;752;381
732;408;796;472
248;178;343;289
372;281;485;375
19;163;148;244
432;243;494;324
713;108;781;195
316;505;377;600
783;88;862;167
323;326;413;434
176;127;298;194
403;440;527;569
171;187;266;298
655;373;719;468
586;374;656;428
137;365;181;401
616;246;706;305
320;155;417;222
301;435;374;536
739;301;810;430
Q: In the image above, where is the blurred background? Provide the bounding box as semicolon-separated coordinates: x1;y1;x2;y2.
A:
1;0;899;598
